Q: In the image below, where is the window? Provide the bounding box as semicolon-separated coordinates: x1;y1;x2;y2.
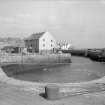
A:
51;40;53;42
31;44;33;47
43;39;45;41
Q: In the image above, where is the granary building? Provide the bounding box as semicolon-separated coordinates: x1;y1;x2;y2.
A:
24;31;56;53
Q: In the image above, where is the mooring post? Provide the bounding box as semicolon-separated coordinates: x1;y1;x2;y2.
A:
45;84;60;100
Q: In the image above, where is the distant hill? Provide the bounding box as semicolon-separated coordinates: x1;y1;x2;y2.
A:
0;37;25;49
0;37;22;42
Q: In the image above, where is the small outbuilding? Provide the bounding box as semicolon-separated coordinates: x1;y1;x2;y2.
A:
1;43;25;54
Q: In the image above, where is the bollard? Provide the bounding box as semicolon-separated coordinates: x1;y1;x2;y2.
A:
45;84;60;100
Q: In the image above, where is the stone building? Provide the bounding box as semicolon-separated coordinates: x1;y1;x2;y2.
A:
24;32;56;53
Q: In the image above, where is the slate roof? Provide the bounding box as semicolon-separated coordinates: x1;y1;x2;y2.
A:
25;32;45;40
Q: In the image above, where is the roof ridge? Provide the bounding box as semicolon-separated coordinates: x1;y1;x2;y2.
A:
25;31;46;40
32;31;45;35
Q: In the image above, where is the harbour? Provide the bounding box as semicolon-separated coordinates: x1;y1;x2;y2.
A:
0;0;105;104
2;56;105;83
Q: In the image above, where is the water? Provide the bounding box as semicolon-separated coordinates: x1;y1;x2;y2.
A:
6;56;105;83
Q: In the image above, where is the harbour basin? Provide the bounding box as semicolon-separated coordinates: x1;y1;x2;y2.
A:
2;56;105;83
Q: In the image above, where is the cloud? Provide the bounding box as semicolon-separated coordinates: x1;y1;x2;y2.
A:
0;16;14;23
15;13;32;18
0;13;33;25
100;0;105;4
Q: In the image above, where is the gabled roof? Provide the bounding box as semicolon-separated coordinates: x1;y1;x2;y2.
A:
25;32;45;40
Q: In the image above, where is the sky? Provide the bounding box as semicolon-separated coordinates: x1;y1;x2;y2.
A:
0;0;105;48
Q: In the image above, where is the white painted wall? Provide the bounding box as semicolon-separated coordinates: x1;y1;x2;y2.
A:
61;43;71;50
39;32;56;50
